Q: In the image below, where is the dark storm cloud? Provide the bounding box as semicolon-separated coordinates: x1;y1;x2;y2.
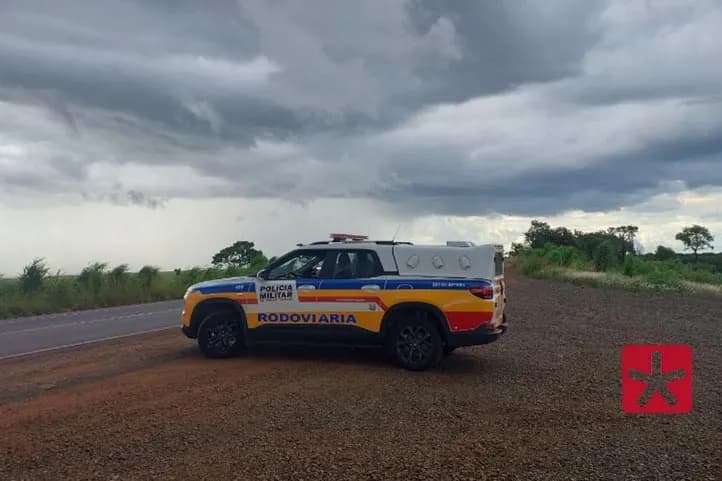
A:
0;30;287;143
403;0;606;103
1;0;722;216
376;148;722;218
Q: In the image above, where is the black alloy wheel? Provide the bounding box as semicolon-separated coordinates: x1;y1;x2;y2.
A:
392;317;442;371
198;311;244;358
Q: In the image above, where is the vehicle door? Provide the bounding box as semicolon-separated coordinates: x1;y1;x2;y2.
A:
250;249;330;342
313;249;386;343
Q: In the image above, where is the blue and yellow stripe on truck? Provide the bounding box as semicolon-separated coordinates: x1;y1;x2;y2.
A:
182;277;502;334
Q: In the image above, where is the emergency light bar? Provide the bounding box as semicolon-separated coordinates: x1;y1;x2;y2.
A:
329;233;368;242
446;241;475;247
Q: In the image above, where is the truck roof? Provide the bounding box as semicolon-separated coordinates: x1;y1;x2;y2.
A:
303;240;413;246
295;235;503;279
298;233;499;249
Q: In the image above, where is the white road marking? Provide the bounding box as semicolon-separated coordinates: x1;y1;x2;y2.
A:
0;326;178;362
0;308;179;336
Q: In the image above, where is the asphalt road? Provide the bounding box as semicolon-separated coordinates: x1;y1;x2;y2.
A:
0;300;182;359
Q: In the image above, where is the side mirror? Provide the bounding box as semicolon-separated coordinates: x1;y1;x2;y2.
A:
256;268;269;280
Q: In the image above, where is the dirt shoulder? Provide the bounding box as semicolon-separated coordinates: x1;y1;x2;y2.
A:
0;273;720;481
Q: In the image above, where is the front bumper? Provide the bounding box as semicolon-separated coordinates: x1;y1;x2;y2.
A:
181;324;196;339
446;316;508;348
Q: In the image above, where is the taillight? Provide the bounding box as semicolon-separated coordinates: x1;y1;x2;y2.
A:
469;285;494;300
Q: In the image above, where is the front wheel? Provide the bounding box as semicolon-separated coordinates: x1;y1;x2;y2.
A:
198;311;244;358
390;317;443;371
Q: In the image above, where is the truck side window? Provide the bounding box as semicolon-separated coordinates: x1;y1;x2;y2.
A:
266;251;326;280
356;251;382;277
326;250;383;279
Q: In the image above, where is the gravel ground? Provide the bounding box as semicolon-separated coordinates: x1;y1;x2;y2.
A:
0;272;720;481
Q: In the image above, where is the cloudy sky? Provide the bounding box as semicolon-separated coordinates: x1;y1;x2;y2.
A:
1;0;721;275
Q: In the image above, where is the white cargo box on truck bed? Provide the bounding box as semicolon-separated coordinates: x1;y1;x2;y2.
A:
392;243;503;280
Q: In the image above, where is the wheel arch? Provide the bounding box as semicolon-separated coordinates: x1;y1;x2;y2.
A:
188;298;247;339
380;302;450;342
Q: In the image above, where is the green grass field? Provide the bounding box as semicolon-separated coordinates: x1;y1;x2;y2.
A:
511;244;722;296
0;264;257;320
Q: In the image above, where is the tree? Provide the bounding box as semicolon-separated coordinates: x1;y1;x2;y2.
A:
20;258;49;293
609;225;639;255
110;264;130;284
248;254;269;272
593;240;619;272
212;241;265;269
138;265;160;289
654;245;676;261
78;262;108;294
574;229;624;264
524;220;577;248
550;226;576;246
675;225;714;263
509;242;526;256
524;221;553;248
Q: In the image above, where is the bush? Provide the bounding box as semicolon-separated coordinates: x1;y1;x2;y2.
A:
510;242;526;256
678;266;722;285
643;269;682;290
593;240;619;272
511;220;721;296
654;245;676;261
137;265;160;289
20;258;49;293
545;245;578;267
622;256;654;277
518;255;545;276
45;275;75;310
202;267;224;280
224;265;245;277
180;267;203;287
569;254;593;271
109;264;130;284
78;262;108;295
1;261;256;320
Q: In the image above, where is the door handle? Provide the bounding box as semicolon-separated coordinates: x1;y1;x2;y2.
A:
361;285;381;291
298;285;316;291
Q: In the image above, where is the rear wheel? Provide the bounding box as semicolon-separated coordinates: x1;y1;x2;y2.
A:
198;310;244;358
389;315;442;371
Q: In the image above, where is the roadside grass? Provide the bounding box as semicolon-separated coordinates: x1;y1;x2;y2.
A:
511;245;722;297
0;265;257;320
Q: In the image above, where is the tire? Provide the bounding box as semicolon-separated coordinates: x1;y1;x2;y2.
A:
389;314;443;371
197;310;245;359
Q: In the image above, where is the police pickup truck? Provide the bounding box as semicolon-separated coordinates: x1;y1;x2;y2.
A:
181;234;507;370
